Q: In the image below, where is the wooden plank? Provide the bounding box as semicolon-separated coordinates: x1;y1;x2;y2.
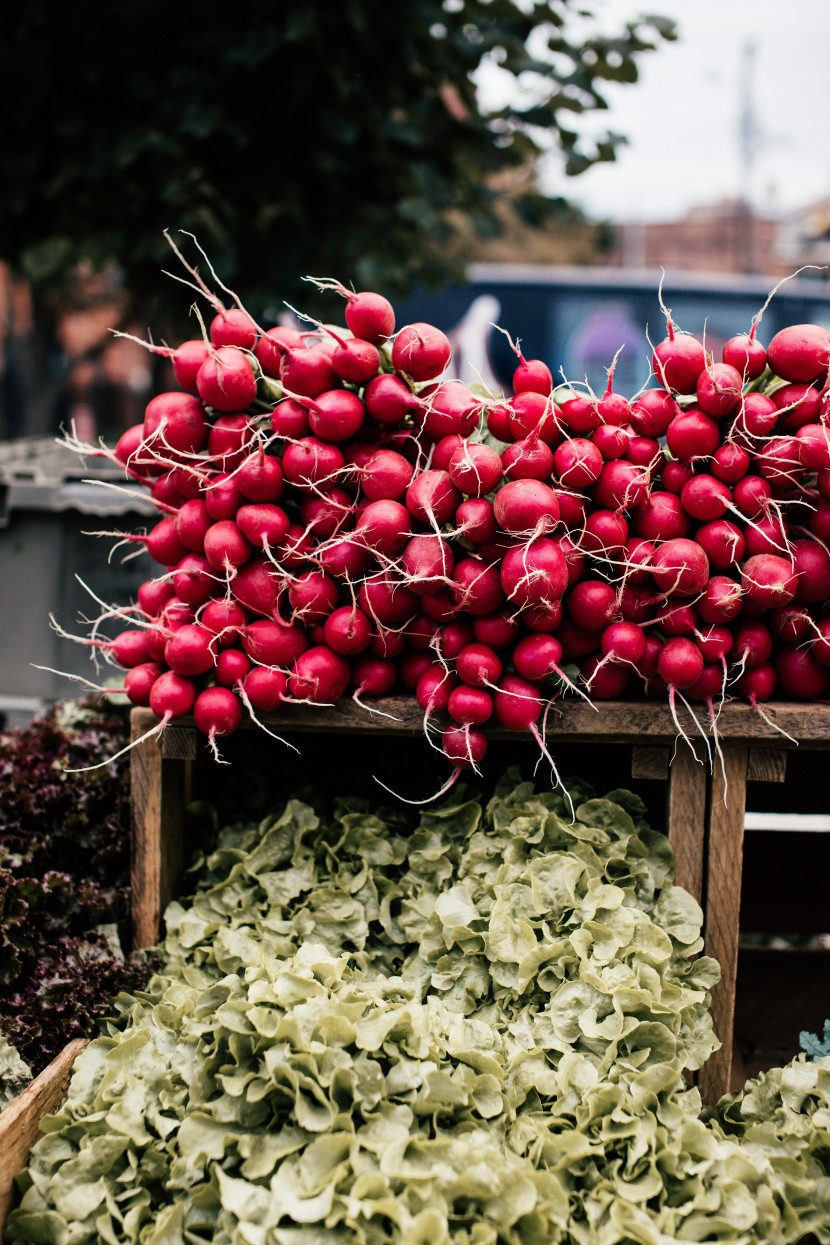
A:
0;1039;87;1232
631;746;669;780
160;725;198;761
130;721;188;950
747;749;788;783
130;700;830;746
666;745;708;903
699;748;749;1106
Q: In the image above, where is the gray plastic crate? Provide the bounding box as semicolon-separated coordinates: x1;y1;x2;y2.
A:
0;438;155;723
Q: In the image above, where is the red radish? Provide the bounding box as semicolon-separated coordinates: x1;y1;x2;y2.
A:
320;287;395;344
501;436;554;482
361;449;414;501
232;558;281;616
358;576;418;627
439;623;475;659
442;725;488;770
557;615;601;660
282;438;345;489
657;636;704;690
299;490;352;540
368;627;407;658
457;497;497;544
150;473;186;511
417;666;457;713
696;624;733;663
755;437;804;491
796;424;830;470
685;663;726;705
711;442;750;483
500;539;568;610
236;452;285;503
210;308;257;350
630;388;679;438
732;474;773;519
144;392;209;457
431;434;466;472
288;646;350;703
722;331;767;379
652;326;706;394
568;580;617;632
364;374;418;425
164;624;215;676
733;619;774;670
791;538;830;603
557;393;600;435
625;436;661;469
767;323;830;383
215;649;252;687
773;382;821;432
308;389;366;442
242;617;308;667
633;492;690;542
391;322;452;381
657;601;699;637
665;409;721;462
679;475;731;522
512;634;563;682
287;570;339;624
661;460;694;495
355;499;411;556
591;424;629;461
623;536;654;584
124;662;163;707
523;600;563;632
149;671;197;720
201;598;247;643
581;654;631;699
241;666;288;712
600;620;646;666
619;584;655;622
172;554;215;607
581;510;629;558
696;363;743;417
172;339;212;392
401;534;454;594
418;381;481;440
280;345;338;398
694;518;745;571
493;479;560;536
208;415;254;471
735;662;776;703
697;576;743;624
399;650;435;690
451;558;504;616
137;578;175;618
405;613;441;651
472;610;519;650
277;524;318;568
203;521;252;572
175;499;212;551
327;335;381;386
505;391;559;444
317;537;373;581
553;437;603;488
236;503;290;549
735;393;779;439
204;472;245;521
405;470;460;527
775;646;829;699
197;347;258;412
493;675;542;730
651;538;710;597
448;685;493;726
448;442;503;496
351;654;397;697
255;326;305;378
145;517;189;567
743;513;789;559
514;356;552;395
455;643;503;687
271;398;311;440
592;460;650;511
553;489;587;530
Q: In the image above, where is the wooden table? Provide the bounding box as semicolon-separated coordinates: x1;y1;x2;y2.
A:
129;699;830;1104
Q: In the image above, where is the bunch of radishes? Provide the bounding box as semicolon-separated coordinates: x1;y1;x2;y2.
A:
66;268;830;779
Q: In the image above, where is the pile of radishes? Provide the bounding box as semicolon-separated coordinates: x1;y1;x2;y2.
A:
66;269;830;779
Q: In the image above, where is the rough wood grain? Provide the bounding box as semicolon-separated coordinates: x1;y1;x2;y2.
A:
666;746;708;903
699;748;749;1106
131;719;188;950
747;749;788;784
631;746;670;780
0;1039;87;1233
131;700;830;745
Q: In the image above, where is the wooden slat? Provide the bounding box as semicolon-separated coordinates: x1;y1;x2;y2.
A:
747;749;788;783
160;725;198;761
699;748;749;1105
130;700;830;746
0;1039;87;1232
631;746;669;780
666;745;708;903
130;721;188;950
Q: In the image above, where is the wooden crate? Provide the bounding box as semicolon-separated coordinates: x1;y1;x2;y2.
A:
0;1040;87;1234
129;700;830;1105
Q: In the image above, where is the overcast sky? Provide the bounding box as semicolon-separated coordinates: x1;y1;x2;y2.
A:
524;0;830;223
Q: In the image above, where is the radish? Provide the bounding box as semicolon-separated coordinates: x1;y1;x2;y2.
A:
391;322;452;381
557;393;600;435
368;627;407;658
431;434;466;472
308;389;366;442
696;363;743;417
711;442;750;484
203;520;252;572
232;558;281;616
405;613;441;651
632;493;690;542
600;620;647;666
553;437;603;488
581;510;629;558
472;609;519;650
255;325;305;378
592;460;650;511
358;576;418;627
361;449;414;501
317;537;373;581
791;538;830;602
448;685;493;726
568;580;617;632
775;646;829;699
204;472;245;521
679;475;731;522
197;347;258;412
455;642;503;687
124;662;163;707
351;654;397;699
280;344;338;398
513;355;552;395
271;398;311;440
399;650;435;690
164;624;216;676
172;554;215;606
299;490;352;540
175;499;212;552
733;620;774;670
137;578;175;618
501;435;555;482
401;534;454;595
591;424;630;461
143;392;209;457
210;308;258;350
512;633;563;682
149;671;197;720
282;437;345;489
417;665;457;713
310;282;395;344
650;538;710;597
652;324;706;394
665;409;721;462
660;460;695;495
172;339;212;392
364;374;418;425
355;499;411;556
505;391;559;443
630;388;679;437
207;415;255;471
418;380;481;440
405;470;460;528
493;479;560;536
236;503;290;549
442;725;488;770
657;636;704;690
741;553;797;608
194;686;244;750
456;497;497;544
287;570;339;624
500;539;567;610
288;646;350;703
767;324;830;383
722;331;767;379
581;654;632;699
773;382;821;432
697;575;743;624
235;451;285;503
451;558;504;616
735;393;779;439
241;665;288;712
448;443;503;496
657;601;699;637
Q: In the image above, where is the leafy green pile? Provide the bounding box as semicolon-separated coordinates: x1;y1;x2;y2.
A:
0;699;153;1084
9;774;830;1242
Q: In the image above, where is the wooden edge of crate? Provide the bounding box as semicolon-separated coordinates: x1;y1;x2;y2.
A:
0;1039;88;1232
132;699;830;747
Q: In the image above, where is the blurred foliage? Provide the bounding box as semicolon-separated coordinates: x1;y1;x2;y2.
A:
3;1;674;323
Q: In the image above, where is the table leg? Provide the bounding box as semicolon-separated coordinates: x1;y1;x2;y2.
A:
666;743;708;904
